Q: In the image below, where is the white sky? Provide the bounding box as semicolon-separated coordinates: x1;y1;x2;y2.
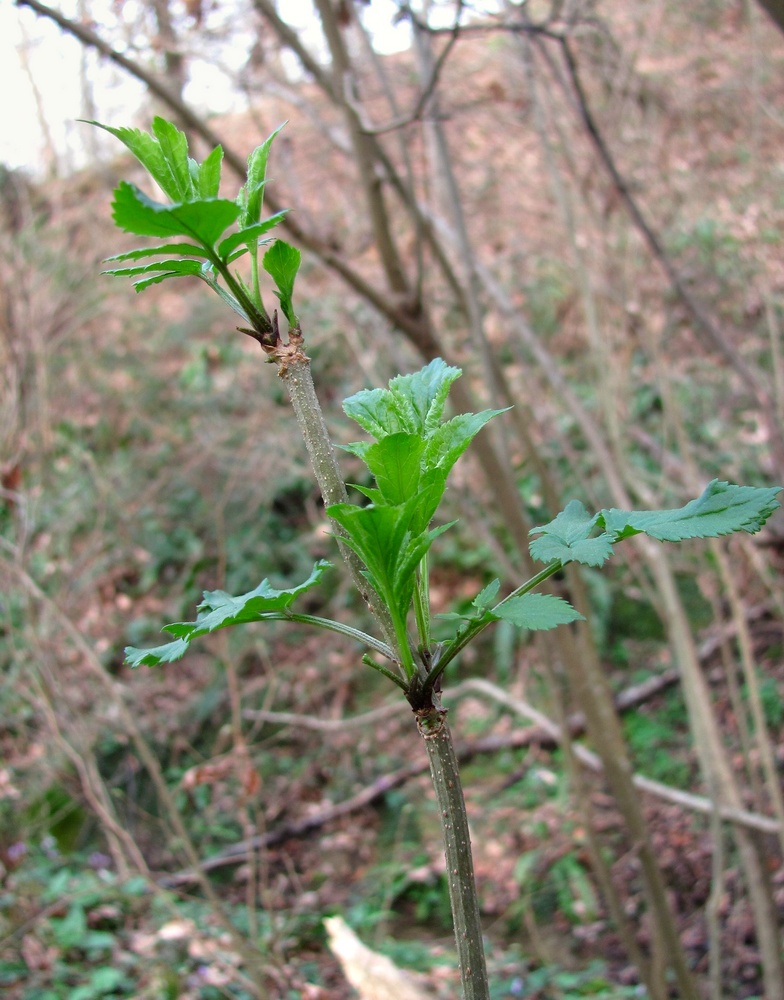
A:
0;0;416;175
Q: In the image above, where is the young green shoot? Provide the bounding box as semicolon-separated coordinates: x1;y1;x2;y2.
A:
93;115;782;1000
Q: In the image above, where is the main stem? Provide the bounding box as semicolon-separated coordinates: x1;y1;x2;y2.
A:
278;343;489;998
417;706;490;1000
279;349;397;654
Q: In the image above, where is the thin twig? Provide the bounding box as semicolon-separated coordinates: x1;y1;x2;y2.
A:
346;5;464;136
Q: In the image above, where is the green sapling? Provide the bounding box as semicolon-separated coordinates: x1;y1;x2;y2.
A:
93;116;782;1000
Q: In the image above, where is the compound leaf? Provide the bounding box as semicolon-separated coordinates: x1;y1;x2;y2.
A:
124;560;331;667
598;480;782;542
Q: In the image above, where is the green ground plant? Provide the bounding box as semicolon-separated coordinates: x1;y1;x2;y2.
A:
93;116;782;1000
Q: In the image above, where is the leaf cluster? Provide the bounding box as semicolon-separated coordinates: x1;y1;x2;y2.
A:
122;352;780;696
88;116;300;332
327;358;506;678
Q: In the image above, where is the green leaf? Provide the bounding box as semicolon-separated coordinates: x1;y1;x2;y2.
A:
364;433;424;506
181;563;330;631
104;243;207;262
529;500;615;567
493;593;584;630
390;357;463;435
343;388;409;439
240;123;286;226
196;143;223;198
111;182;240;246
397;520;455;590
529;481;782;568
131;271;196;292
151;116;195;200
217;211;289;259
124;561;332;667
424;409;508;476
598;480;782;542
343;361;505;462
327;498;452;661
51;904;87;949
409;468;450;533
102;259;203;279
328;501;416;612
125;637;192;668
473;579;500;611
262;239;301;324
343;359;464;442
86;120;185;201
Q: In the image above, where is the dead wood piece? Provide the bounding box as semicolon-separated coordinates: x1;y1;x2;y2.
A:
324;916;434;1000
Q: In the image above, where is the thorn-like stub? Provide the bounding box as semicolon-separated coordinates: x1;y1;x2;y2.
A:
415;706;447;739
268;314;309;376
274;337;310;377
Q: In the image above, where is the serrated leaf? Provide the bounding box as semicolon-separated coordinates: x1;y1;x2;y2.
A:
409;468;449;533
390;358;463;435
364;433;424;506
132;271;192;291
343;361;505;461
124;561;331;667
86;120;184;201
125;637;191;668
598;480;782;542
473;579;500;610
196;143;223;198
217;211;288;259
327;498;448;636
343;388;409;439
151;116;194;200
240;123;286;227
328;501;414;608
262;239;300;324
104;243;207;262
103;259;203;279
493;593;584;630
88;117;224;203
529;500;614;567
424;409;508;475
342;360;458;442
396;519;455;588
111;181;240;246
